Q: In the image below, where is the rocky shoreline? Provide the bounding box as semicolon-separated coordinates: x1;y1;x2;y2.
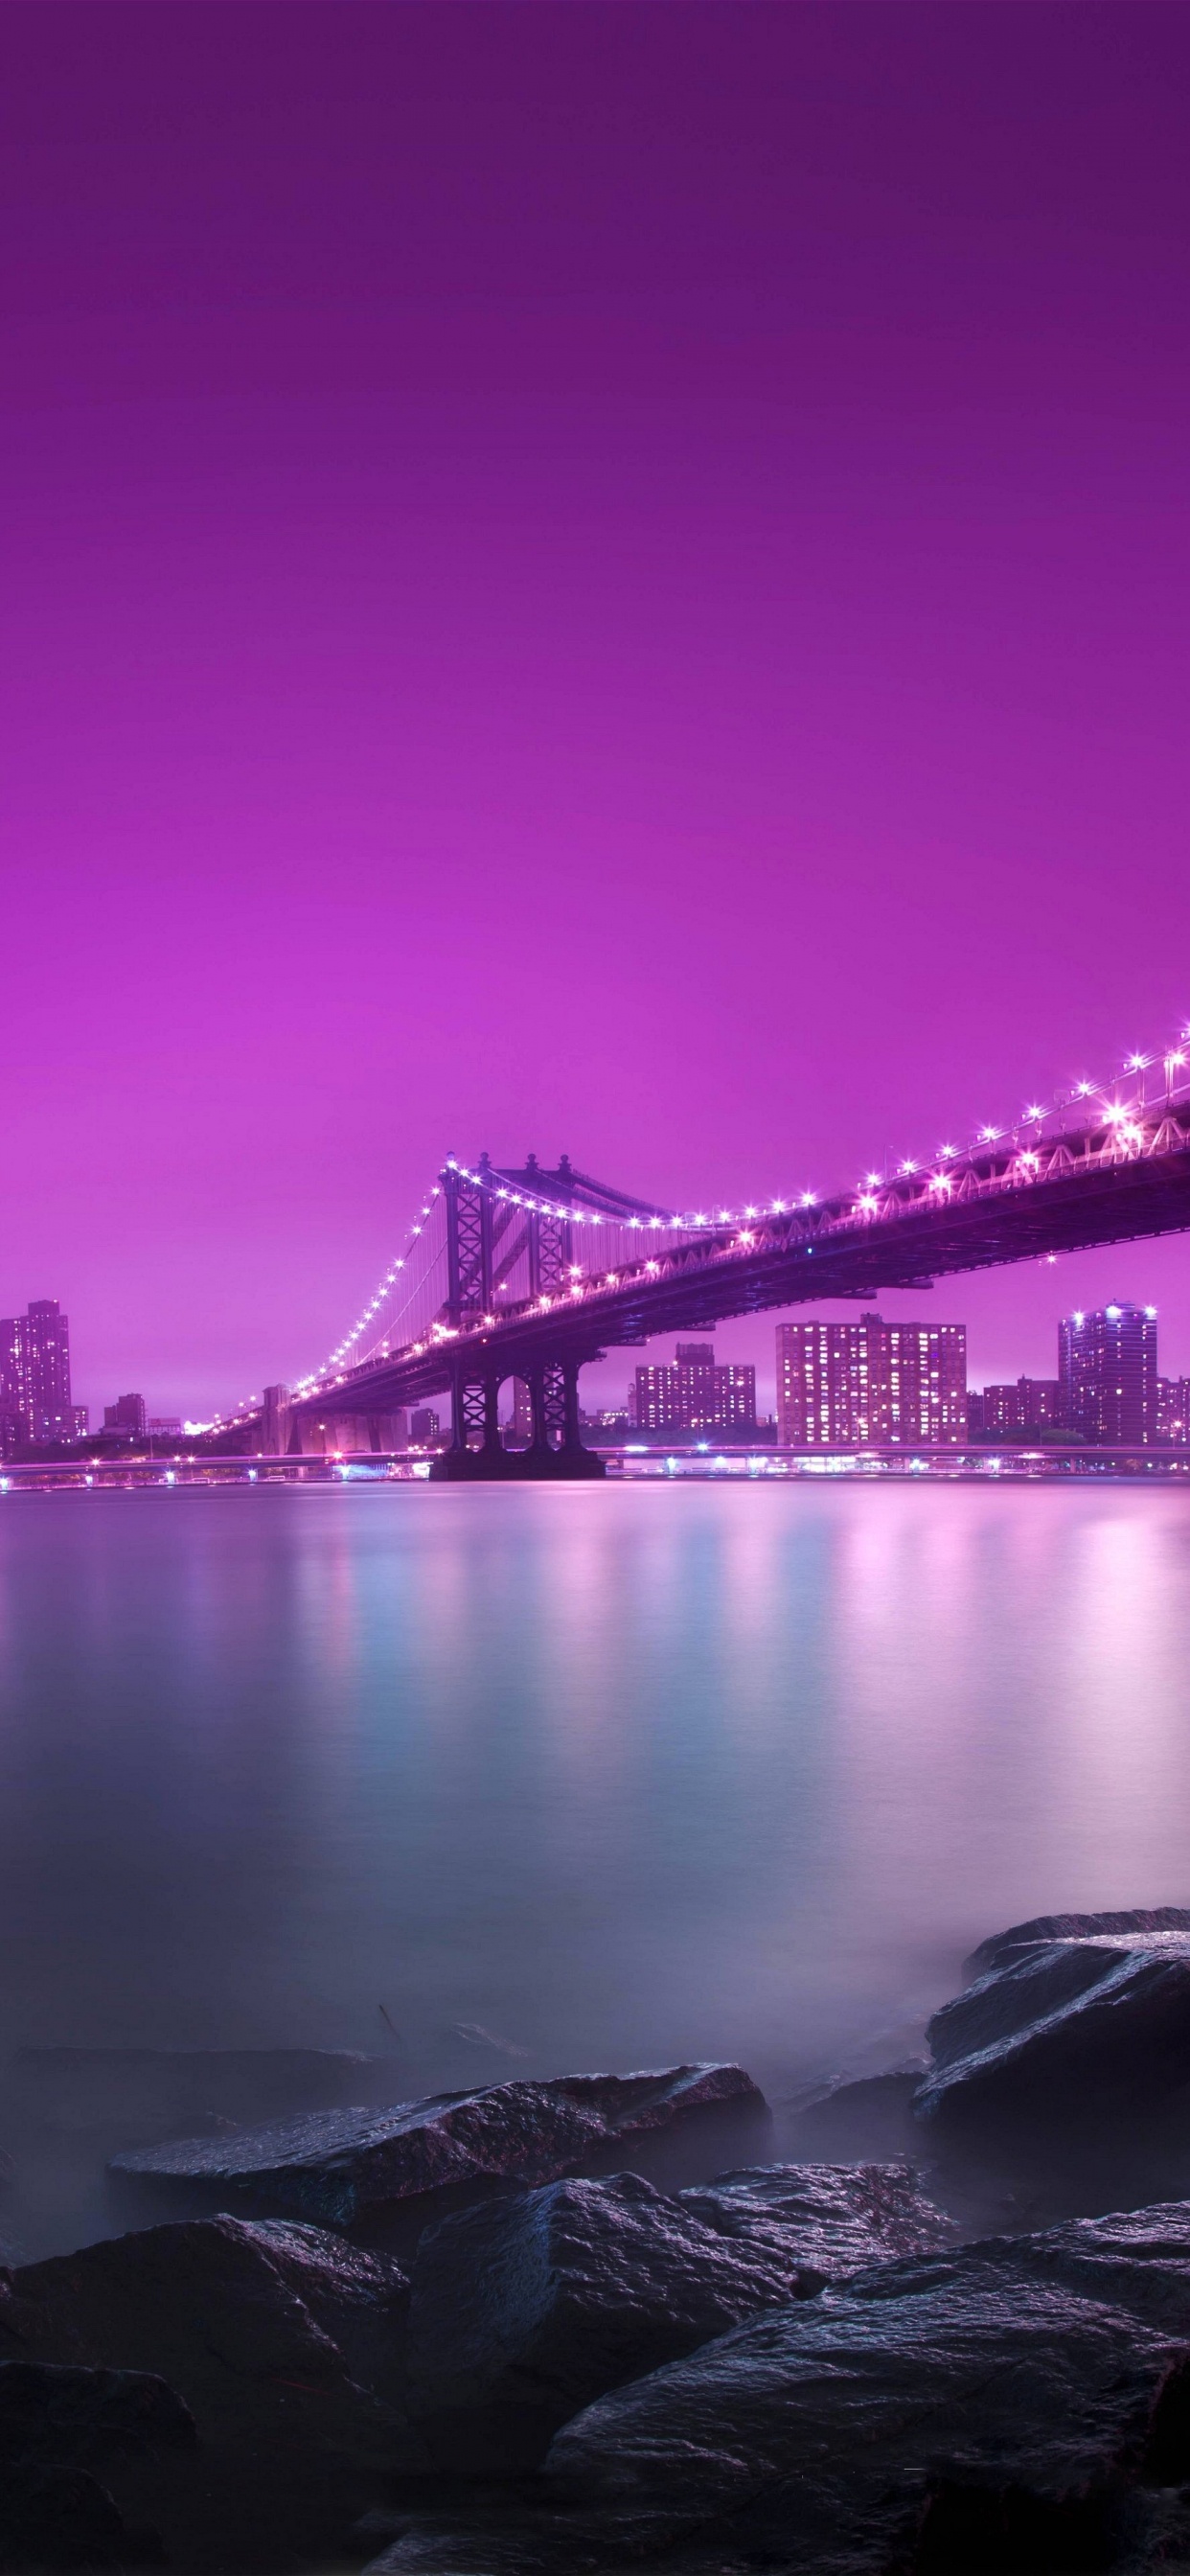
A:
7;1909;1190;2571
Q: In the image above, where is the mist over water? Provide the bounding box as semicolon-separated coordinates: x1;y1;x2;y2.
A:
2;1479;1189;2254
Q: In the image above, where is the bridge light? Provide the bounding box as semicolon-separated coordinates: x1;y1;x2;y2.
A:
940;1144;956;1158
1076;1079;1093;1094
744;1205;758;1218
646;1259;659;1274
1128;1052;1147;1070
865;1171;881;1185
900;1159;917;1174
980;1125;998;1140
1026;1104;1043;1121
801;1190;816;1206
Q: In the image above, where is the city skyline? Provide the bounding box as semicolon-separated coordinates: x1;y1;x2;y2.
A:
9;1280;1190;1459
3;6;1190;1415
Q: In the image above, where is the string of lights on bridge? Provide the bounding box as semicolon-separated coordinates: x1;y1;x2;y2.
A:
207;1024;1190;1429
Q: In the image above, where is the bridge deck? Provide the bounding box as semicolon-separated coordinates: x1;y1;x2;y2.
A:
287;1116;1190;1420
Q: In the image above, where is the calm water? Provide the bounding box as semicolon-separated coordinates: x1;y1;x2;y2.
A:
2;1479;1189;2197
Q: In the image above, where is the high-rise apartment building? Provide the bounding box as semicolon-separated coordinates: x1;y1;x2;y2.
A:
0;1299;77;1444
1156;1376;1190;1444
508;1376;535;1444
969;1377;1062;1438
632;1342;757;1436
776;1314;967;1447
103;1392;148;1438
1059;1302;1157;1445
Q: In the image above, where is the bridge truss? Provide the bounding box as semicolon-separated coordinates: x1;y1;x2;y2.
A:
208;1037;1190;1471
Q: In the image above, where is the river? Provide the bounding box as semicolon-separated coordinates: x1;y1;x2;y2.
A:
1;1478;1188;2252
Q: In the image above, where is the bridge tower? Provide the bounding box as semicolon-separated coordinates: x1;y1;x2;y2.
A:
436;1153;605;1480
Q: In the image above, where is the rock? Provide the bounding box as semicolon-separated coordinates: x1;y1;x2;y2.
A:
676;2159;952;2282
110;2065;764;2228
0;2360;194;2467
541;2267;1190;2570
964;1906;1190;1980
404;2172;806;2472
0;2219;415;2572
842;2195;1190;2336
0;2215;408;2438
360;2502;724;2574
362;2197;1190;2573
914;1914;1190;2146
0;2460;152;2570
782;2067;924;2162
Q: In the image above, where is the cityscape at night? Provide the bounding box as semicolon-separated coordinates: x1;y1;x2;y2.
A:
5;10;1190;2574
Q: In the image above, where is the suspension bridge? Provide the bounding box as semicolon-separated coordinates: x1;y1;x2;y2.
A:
209;1039;1190;1477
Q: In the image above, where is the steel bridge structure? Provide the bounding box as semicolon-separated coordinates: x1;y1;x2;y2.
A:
210;1045;1190;1477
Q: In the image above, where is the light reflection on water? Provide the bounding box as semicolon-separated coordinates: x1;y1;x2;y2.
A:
0;1481;1187;2101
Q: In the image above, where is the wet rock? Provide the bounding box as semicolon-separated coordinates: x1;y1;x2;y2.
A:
784;2068;923;2162
542;2268;1190;2570
676;2159;952;2281
0;2460;152;2570
360;2501;724;2574
352;2201;1190;2573
404;2171;812;2472
964;1907;1190;1980
0;2219;415;2571
0;2214;408;2438
0;2360;194;2468
914;1914;1190;2145
110;2065;764;2228
842;2195;1190;2335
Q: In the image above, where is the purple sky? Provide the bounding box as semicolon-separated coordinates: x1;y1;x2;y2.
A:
4;2;1190;1418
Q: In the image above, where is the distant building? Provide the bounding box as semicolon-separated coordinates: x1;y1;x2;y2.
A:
0;1299;78;1443
1059;1302;1157;1445
148;1417;183;1439
776;1315;967;1446
507;1377;534;1444
632;1343;757;1437
971;1377;1062;1438
1156;1377;1190;1444
408;1407;440;1442
103;1392;148;1439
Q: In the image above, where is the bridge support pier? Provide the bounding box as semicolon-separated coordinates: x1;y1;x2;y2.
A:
430;1358;604;1480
